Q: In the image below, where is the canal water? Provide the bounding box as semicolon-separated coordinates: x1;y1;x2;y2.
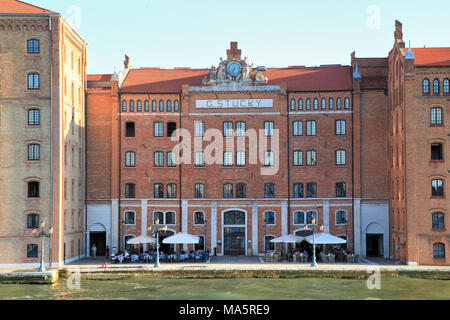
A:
1;276;449;300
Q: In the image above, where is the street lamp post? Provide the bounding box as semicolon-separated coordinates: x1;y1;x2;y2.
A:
345;218;349;250
264;219;267;259
149;220;167;268
304;218;324;268
32;221;53;272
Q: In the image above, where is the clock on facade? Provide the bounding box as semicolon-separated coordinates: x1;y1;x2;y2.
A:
227;62;241;76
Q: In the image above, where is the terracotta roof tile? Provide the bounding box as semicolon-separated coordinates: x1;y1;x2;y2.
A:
87;74;112;82
120;66;352;93
0;0;56;14
411;48;450;67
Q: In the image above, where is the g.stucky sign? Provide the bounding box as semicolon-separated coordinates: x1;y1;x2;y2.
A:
196;99;273;109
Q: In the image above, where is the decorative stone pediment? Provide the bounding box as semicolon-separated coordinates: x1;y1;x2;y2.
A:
203;42;268;86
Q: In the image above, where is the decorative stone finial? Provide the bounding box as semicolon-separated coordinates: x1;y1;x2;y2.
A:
124;55;131;69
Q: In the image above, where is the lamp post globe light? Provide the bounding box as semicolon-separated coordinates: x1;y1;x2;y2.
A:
304;218;324;268
32;221;53;272
149;220;167;268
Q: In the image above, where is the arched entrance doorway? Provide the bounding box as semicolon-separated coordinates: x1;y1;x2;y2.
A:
366;223;384;257
89;223;107;257
223;210;247;256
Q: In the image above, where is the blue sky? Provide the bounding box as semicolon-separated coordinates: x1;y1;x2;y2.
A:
30;0;450;74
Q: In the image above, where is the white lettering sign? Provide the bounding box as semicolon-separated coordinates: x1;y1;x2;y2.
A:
196;99;273;109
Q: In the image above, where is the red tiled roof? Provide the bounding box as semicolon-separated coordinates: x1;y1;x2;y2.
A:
0;0;56;14
120;66;352;93
87;74;112;82
411;48;450;67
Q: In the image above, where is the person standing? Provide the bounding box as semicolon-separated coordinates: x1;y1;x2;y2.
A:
91;244;97;259
105;245;110;260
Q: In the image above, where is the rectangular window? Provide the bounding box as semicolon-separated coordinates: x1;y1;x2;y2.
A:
154;151;164;167
264;211;276;225
336;211;347;225
432;179;444;197
28;145;40;161
28;73;40;90
125;122;135;137
195;152;205;167
293;151;303;166
265;184;275;198
125;212;135;225
293;183;304;198
293;121;303;136
125;184;135;198
336;150;346;166
224;152;234;167
223;184;233;199
306;211;317;225
195;184;205;199
125;152;135;167
306;121;316;136
306;151;317;166
224;122;233;137
167;151;176;167
336;120;346;135
336;183;347;198
166;184;177;199
195;121;205;137
236;122;246;137
264;122;274;137
236;183;246;198
28;109;40;126
27;39;40;54
154;122;163;137
307;183;317;198
27;214;39;229
431;108;442;125
294;212;305;225
154;184;164;199
236;151;246;167
28;182;40;198
264;151;274;167
432;213;445;230
431;144;443;161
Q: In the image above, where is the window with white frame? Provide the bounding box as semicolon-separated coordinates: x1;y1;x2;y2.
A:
125;152;135;167
306;121;316;136
264;211;276;225
125;211;135;225
154;151;164;167
154;211;164;224
195;152;205;167
293;150;303;166
154;122;164;137
335;210;347;225
307;183;317;198
236;151;246;167
224;152;233;167
294;211;305;225
430;107;443;125
306;211;317;225
194;211;205;225
336;150;346;166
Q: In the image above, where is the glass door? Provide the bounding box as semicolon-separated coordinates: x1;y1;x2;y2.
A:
224;227;246;255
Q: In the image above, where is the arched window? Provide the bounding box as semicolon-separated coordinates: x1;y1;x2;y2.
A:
423;78;430;94
294;211;305;225
329;98;334;110
174;100;179;112
313;98;319;110
27;39;40;54
122;100;127;112
224;211;245;225
344;97;350;109
433;243;445;258
28;144;40;161
336;98;342;110
137;100;142;112
165;212;176;225
129;100;135;112
321;98;326;110
444;79;450;94
223;183;233;198
167;100;172;112
27;214;39;229
290;99;296;111
144;100;149;112
159;100;164;112
27;73;40;90
306;99;311;110
298;99;303;110
152;100;157;112
433;79;440;94
194;211;205;225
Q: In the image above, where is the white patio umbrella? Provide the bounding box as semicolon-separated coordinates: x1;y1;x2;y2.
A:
305;233;347;245
162;232;200;244
270;234;305;244
127;235;156;245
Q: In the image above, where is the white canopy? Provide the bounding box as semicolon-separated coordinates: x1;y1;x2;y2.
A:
163;232;200;244
270;234;305;244
126;235;156;245
305;233;347;245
